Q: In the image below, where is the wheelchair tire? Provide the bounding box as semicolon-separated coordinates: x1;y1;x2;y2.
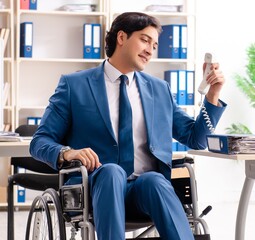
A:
25;195;53;240
42;188;66;240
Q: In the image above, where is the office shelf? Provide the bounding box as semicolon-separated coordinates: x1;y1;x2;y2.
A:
15;0;108;127
0;0;15;131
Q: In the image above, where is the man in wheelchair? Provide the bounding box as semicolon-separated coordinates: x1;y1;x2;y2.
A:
30;12;226;240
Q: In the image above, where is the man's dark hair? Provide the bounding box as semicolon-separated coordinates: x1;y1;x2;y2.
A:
105;12;162;57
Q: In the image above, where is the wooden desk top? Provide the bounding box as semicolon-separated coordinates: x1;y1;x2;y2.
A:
0;140;30;157
188;150;255;161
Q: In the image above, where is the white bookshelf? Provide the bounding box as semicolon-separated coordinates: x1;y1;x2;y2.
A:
15;0;108;127
0;0;15;131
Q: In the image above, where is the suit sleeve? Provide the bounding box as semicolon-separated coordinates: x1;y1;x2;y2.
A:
172;97;227;149
29;75;71;170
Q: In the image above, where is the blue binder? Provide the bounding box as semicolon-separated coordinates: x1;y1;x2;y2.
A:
206;134;255;154
17;186;26;202
92;24;101;59
20;22;33;58
158;24;180;59
186;70;194;105
83;23;101;59
177;70;186;105
180;24;187;59
83;24;93;58
17;167;26;202
172;141;178;151
177;142;186;151
29;0;37;10
164;70;178;102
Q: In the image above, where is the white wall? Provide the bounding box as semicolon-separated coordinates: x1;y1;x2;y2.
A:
196;0;255;134
194;0;255;200
195;1;255;238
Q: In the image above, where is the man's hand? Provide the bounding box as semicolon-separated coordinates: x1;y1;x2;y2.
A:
205;62;225;106
63;148;102;172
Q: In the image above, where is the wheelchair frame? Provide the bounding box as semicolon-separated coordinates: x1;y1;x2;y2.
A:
25;159;211;240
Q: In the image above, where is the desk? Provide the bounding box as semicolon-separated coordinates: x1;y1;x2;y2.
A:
188;150;255;240
0;141;30;157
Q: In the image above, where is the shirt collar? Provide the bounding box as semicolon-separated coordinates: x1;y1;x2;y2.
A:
104;59;135;86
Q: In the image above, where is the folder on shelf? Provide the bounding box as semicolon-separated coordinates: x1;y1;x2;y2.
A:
172;141;178;151
92;24;101;59
29;0;37;10
177;70;186;105
158;24;180;59
177;142;186;151
20;0;29;9
83;24;93;58
27;117;37;125
83;23;101;59
180;24;187;59
164;70;178;102
17;167;26;202
20;22;33;58
27;117;41;125
186;70;194;105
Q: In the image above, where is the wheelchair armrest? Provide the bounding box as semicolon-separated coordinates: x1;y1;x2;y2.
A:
172;155;194;168
61;159;82;169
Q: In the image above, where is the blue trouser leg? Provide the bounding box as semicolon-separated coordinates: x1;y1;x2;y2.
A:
67;165;194;240
89;163;127;240
125;171;194;240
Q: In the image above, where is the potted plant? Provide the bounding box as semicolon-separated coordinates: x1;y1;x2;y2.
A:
225;43;255;134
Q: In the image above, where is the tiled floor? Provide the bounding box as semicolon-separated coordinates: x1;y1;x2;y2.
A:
1;201;255;239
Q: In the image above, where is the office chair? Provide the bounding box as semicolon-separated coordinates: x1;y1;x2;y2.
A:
25;157;211;240
7;124;59;240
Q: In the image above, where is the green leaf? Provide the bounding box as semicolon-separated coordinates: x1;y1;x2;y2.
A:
234;43;255;108
225;123;252;134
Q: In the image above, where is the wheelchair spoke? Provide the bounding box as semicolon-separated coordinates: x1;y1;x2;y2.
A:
26;195;53;240
43;188;66;240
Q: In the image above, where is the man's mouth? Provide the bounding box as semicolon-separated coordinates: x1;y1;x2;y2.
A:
139;54;148;62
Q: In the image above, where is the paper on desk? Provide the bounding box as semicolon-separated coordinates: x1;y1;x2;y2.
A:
0;131;20;142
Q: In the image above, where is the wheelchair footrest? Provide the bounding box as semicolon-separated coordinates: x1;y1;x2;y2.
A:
194;234;211;240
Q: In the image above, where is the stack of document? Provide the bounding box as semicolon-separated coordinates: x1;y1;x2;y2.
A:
0;131;21;142
207;134;255;154
144;4;183;12
58;4;96;12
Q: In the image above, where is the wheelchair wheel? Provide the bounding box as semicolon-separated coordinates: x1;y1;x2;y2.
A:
26;195;53;240
42;188;66;240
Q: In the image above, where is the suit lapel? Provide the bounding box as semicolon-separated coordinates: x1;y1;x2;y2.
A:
88;62;117;142
135;72;154;143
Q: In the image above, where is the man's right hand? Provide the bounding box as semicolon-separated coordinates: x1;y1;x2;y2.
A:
64;148;102;172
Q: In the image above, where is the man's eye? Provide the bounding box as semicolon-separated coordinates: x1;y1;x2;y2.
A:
141;38;148;43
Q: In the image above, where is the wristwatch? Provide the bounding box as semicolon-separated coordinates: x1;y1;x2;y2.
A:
59;146;72;164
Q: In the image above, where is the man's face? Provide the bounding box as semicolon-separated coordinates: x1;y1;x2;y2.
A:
121;26;159;72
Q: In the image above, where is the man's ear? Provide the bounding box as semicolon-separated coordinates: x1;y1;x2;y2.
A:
116;30;126;46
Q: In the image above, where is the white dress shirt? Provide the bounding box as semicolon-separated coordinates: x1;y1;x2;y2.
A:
104;60;157;176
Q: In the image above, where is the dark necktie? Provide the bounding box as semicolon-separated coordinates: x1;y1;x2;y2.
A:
118;75;134;176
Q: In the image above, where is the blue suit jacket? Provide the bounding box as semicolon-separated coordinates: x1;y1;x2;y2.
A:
30;61;226;180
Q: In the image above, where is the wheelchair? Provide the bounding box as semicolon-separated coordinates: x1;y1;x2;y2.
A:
25;156;212;240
